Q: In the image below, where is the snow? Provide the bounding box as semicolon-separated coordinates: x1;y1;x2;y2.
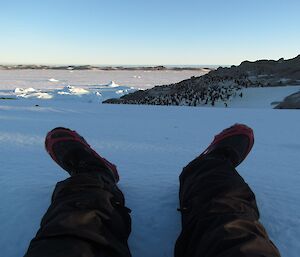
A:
116;89;125;94
279;78;291;83
14;87;53;99
0;72;300;257
217;85;300;108
48;78;59;82
4;83;137;103
57;85;90;95
107;80;119;87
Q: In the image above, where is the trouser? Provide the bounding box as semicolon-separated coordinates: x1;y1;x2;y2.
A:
24;174;132;257
175;155;280;257
24;156;281;257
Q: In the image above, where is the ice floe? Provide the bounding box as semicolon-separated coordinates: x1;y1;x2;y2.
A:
57;86;90;96
48;78;59;82
9;82;137;102
14;88;53;99
107;81;119;87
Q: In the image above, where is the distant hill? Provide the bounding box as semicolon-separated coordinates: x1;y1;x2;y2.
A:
0;64;208;71
103;55;300;107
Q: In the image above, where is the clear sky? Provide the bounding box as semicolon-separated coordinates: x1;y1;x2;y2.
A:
0;0;299;65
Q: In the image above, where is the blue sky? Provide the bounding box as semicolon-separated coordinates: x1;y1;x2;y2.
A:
0;0;299;65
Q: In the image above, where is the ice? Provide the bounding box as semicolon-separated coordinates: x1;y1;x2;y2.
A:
107;80;119;87
14;87;53;99
10;83;137;103
14;88;36;94
48;78;59;82
116;89;125;94
57;85;90;95
0;69;208;90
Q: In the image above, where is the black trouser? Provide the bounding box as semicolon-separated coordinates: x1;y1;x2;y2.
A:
24;174;132;257
25;156;280;257
175;155;280;257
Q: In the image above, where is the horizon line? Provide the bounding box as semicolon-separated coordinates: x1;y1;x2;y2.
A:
0;63;226;67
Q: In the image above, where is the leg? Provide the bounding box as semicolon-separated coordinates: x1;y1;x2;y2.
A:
175;124;280;257
24;128;132;257
25;174;131;257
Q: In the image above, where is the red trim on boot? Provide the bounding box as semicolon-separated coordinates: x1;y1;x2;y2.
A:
200;124;254;165
45;128;119;182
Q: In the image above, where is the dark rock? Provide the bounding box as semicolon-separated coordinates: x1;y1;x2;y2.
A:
275;91;300;109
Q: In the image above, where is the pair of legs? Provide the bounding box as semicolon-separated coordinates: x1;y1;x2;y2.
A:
24;125;280;257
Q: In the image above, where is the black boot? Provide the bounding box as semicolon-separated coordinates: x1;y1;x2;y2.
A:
45;127;119;183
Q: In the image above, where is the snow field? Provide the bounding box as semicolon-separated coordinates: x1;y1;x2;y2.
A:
0;99;299;257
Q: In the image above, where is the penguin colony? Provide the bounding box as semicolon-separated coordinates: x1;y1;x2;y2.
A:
114;74;268;107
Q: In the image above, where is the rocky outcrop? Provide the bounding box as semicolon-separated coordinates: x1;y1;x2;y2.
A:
215;55;300;80
275;91;300;109
103;55;300;107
